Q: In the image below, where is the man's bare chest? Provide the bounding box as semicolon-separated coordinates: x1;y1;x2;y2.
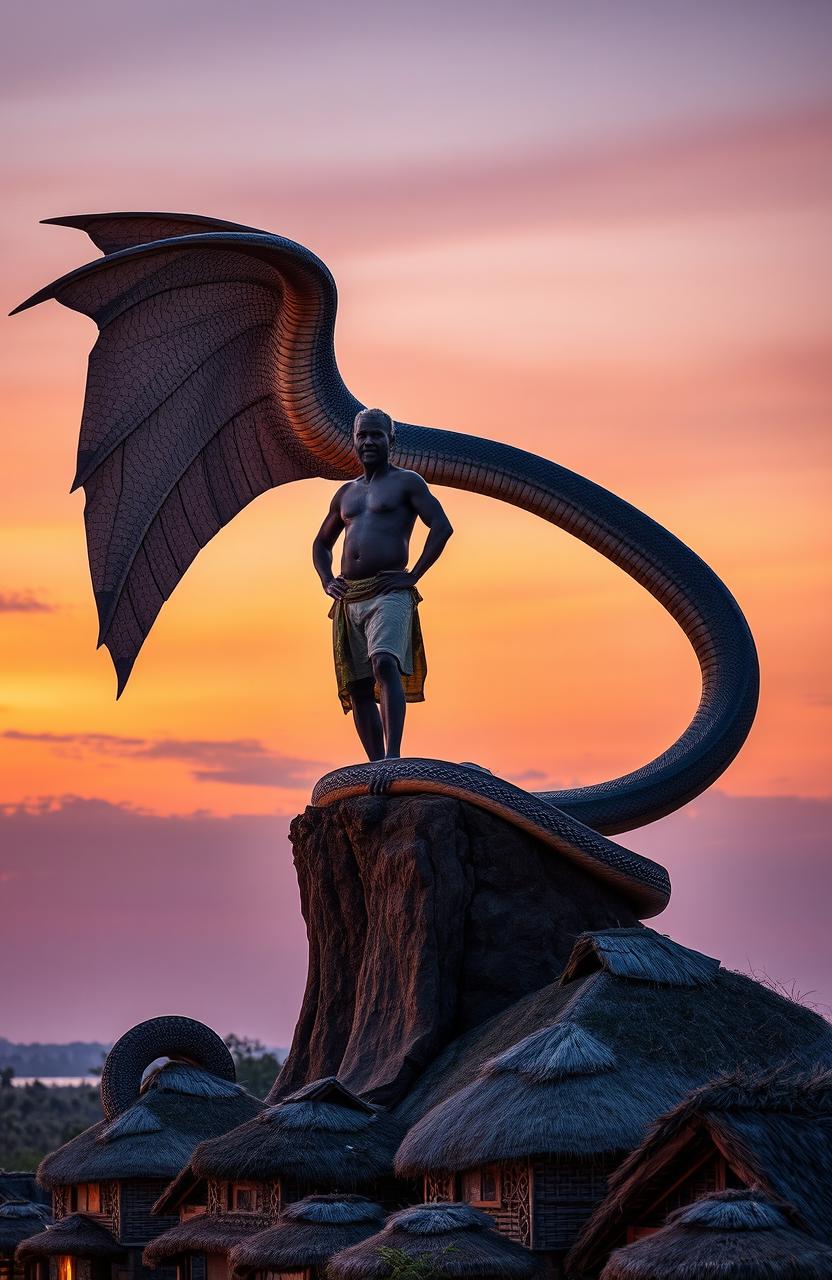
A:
340;480;409;522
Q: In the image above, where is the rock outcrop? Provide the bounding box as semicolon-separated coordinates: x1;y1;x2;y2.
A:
271;795;642;1107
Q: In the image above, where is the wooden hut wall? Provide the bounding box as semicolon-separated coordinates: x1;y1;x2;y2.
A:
432;1162;533;1247
121;1184;178;1247
2;1241;47;1280
174;1258;205;1280
51;1188;121;1237
46;1261;110;1280
425;1157;621;1253
205;1183;282;1219
531;1156;620;1252
618;1149;742;1243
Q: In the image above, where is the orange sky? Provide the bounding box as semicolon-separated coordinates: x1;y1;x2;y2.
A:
3;196;829;815
2;1;831;1041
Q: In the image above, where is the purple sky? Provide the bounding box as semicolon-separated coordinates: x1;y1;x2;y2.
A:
2;789;830;1044
2;0;830;1048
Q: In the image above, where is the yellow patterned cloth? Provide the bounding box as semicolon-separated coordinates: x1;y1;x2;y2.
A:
328;574;427;714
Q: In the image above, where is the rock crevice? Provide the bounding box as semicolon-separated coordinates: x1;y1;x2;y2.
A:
271;795;641;1107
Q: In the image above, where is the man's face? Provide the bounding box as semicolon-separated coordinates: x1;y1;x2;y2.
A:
353;415;392;466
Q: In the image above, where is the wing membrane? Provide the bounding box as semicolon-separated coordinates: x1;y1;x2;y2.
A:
14;225;361;694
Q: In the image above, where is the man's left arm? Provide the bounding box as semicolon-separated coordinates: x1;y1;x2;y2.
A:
377;474;453;592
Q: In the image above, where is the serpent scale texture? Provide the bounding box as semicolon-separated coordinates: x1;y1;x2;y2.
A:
14;213;760;915
99;1015;236;1120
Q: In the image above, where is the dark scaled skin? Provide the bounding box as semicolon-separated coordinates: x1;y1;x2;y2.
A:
12;213;763;913
313;409;453;771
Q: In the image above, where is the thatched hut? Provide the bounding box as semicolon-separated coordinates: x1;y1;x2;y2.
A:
143;1213;271;1280
395;928;832;1266
35;1018;260;1280
0;1201;51;1280
17;1214;125;1280
566;1065;832;1276
328;1203;537;1280
597;1190;832;1279
154;1078;410;1224
229;1195;386;1280
0;1181;49;1211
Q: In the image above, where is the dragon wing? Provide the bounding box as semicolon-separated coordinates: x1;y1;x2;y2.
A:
13;215;362;695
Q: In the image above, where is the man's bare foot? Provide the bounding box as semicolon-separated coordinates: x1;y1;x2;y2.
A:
367;763;394;795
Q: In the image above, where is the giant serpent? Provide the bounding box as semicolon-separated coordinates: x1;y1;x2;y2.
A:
14;213;760;918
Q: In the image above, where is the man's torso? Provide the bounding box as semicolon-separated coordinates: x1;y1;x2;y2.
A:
338;467;419;578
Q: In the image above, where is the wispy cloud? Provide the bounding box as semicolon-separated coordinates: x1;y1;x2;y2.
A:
0;592;56;614
1;729;325;788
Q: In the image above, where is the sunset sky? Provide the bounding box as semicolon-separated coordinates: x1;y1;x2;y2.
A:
2;1;830;1046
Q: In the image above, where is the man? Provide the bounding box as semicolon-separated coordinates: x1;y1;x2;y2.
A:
312;407;453;762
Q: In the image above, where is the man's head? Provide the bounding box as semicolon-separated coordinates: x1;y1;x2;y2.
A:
353;407;395;465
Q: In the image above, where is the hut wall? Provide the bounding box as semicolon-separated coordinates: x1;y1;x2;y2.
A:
51;1185;120;1235
493;1160;533;1246
121;1249;176;1280
458;1161;532;1246
189;1258;205;1280
424;1173;457;1203
46;1262;109;1280
625;1152;728;1238
120;1183;178;1246
531;1156;619;1252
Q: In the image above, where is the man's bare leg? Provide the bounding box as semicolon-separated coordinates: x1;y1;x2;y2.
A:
348;677;385;761
371;651;406;758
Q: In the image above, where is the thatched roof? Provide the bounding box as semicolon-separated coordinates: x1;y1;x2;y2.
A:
184;1078;405;1187
143;1213;272;1265
230;1195;386;1274
395;929;832;1170
17;1214;125;1261
561;930;720;987
598;1190;832;1279
37;1061;262;1187
328;1203;538;1279
0;1175;49;1207
567;1066;832;1275
0;1201;51;1253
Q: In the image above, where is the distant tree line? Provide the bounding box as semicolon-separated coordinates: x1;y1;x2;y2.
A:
0;1038;110;1078
0;1080;102;1170
223;1035;284;1098
0;1036;283;1170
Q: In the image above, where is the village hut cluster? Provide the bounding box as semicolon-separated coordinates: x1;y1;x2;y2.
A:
14;928;832;1280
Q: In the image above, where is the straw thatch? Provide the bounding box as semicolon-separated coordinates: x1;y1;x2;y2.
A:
329;1203;538;1280
17;1214;125;1261
230;1195;386;1274
567;1066;832;1275
561;930;720;987
395;929;832;1171
143;1213;272;1266
37;1061;261;1187
598;1190;832;1279
0;1201;51;1253
186;1078;406;1187
0;1176;49;1208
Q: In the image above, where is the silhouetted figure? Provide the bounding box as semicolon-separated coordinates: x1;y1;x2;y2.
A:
313;408;453;764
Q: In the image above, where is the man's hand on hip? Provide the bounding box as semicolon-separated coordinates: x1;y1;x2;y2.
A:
325;576;349;600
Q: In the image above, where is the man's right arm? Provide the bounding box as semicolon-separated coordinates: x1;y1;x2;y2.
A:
312;486;348;599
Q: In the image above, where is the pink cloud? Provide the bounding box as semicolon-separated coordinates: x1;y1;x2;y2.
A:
0;592;56;613
1;730;326;788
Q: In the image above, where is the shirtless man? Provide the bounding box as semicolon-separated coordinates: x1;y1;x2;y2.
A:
312;407;453;762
